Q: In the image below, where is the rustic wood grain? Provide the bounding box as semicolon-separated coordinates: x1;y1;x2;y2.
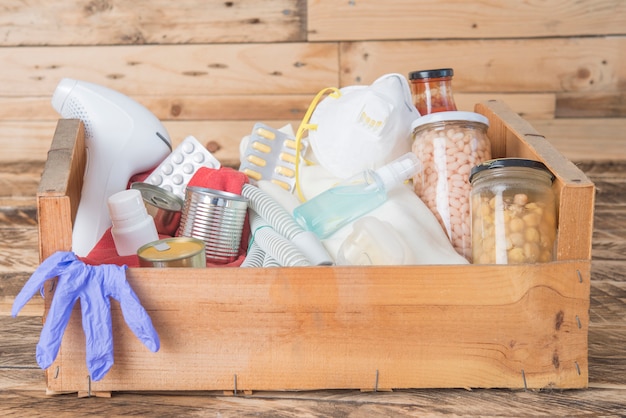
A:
0;121;57;163
0;316;40;367
0;161;39;224
0;0;306;46
530;119;626;163
0;206;37;229
0;371;45;392
557;92;626;118
340;37;626;92
0;43;339;96
4;117;624;167
590;281;626;324
0;272;43;317
0;0;624;412
0;228;39;273
0;161;43;206
589;324;626;386
308;0;626;41
1;39;622;97
31;105;591;393
0;161;624;414
0;92;558;122
2;386;626;416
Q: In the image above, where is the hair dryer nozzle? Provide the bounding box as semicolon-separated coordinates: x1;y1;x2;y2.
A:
51;78;78;114
51;78;172;256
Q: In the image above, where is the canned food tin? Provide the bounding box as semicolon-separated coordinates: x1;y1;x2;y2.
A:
469;158;557;265
131;182;184;236
137;237;206;268
176;187;249;265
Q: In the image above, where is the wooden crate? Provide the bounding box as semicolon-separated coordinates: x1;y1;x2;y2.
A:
36;101;594;394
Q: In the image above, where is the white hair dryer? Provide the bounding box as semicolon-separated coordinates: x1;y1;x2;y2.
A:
52;78;172;257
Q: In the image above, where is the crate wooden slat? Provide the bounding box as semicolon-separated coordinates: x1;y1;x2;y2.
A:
49;263;590;392
36;101;594;392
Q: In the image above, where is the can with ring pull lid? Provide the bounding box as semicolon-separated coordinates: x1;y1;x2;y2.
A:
137;237;206;268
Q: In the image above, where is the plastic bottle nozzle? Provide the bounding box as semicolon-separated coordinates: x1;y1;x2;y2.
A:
375;152;421;191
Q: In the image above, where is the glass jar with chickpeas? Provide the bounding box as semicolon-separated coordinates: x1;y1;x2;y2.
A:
469;158;557;264
411;111;492;261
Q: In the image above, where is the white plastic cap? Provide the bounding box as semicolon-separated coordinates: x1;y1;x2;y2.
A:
107;189;148;222
51;78;78;113
411;110;490;132
375;152;422;191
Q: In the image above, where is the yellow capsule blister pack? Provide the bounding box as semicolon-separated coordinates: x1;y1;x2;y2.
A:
239;122;303;192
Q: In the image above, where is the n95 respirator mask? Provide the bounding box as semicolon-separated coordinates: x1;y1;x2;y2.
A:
306;73;419;179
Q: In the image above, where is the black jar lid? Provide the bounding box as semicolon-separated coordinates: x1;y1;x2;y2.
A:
408;68;454;80
469;158;555;183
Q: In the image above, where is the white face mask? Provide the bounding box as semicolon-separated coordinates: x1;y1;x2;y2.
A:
307;73;419;179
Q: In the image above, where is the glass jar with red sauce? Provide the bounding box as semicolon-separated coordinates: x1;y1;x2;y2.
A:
409;68;458;115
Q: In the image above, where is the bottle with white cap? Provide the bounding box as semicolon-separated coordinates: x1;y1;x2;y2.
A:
293;152;422;239
107;189;160;256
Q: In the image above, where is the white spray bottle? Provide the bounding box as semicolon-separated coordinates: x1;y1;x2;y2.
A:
52;78;172;256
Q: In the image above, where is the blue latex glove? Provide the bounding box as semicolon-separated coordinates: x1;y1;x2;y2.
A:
12;251;160;381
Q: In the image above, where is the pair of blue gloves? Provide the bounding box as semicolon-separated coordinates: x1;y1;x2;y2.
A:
12;251;160;381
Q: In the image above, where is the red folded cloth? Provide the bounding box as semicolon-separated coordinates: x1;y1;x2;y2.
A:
82;166;250;268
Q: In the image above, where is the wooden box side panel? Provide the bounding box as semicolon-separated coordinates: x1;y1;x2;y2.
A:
475;101;595;261
37;119;85;261
47;263;589;392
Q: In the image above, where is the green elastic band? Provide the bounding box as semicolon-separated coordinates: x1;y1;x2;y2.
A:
247;224;272;252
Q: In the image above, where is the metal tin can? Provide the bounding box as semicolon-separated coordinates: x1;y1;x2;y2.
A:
177;187;248;264
469;158;557;264
137;237;206;268
131;182;183;236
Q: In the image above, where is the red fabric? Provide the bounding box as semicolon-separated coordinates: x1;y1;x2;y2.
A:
82;167;250;268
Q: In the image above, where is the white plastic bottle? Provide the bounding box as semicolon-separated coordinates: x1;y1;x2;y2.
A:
108;189;159;256
292;152;421;239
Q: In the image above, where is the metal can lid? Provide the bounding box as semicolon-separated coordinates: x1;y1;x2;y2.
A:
137;237;205;262
469;158;555;183
131;182;184;211
411;111;490;132
408;68;454;80
185;186;249;205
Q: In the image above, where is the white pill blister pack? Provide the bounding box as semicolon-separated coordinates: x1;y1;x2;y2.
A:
145;135;221;200
239;122;304;193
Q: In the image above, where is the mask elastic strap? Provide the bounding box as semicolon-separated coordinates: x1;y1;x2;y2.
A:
294;87;341;203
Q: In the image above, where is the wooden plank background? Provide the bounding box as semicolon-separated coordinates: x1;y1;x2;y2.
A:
0;1;625;414
0;0;624;166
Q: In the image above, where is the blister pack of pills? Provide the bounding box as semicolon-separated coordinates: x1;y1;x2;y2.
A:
145;135;221;200
239;123;304;192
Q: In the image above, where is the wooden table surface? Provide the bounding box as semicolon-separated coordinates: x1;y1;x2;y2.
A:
1;159;624;417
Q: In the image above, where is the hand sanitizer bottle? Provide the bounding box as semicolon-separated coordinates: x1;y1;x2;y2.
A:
293;152;421;239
